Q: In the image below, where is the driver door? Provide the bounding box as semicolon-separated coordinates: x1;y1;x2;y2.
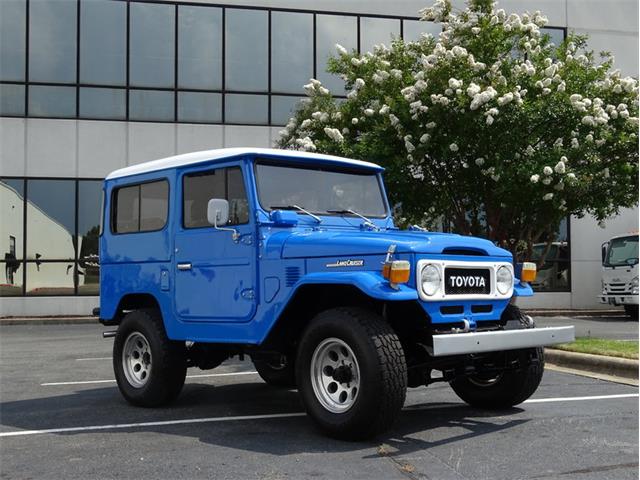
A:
174;164;255;322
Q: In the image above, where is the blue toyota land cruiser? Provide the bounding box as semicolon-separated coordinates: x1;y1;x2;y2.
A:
97;147;574;439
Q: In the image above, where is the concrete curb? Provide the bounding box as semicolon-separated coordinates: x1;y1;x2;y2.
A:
0;317;97;326
545;348;639;381
527;309;623;317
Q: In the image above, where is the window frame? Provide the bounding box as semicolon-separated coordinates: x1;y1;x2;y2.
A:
181;165;250;230
110;178;170;235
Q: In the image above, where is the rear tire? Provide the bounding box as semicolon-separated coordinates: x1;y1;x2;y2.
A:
450;347;544;409
295;307;407;440
252;357;296;388
113;309;187;407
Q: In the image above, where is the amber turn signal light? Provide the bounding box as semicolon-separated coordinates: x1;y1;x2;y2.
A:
388;260;410;284
520;262;537;282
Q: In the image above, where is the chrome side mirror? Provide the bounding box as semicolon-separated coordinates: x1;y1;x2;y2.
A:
207;198;239;241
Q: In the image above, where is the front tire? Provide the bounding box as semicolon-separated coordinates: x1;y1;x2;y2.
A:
450;347;544;409
295;307;407;440
113;309;187;407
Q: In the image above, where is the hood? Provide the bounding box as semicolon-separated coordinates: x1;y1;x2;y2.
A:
278;229;511;259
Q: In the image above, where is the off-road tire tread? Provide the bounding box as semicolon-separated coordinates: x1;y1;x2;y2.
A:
113;309;187;407
296;307;407;440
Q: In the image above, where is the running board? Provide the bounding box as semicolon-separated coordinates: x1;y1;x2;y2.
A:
429;326;575;357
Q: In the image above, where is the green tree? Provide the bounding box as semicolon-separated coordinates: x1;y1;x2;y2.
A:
277;0;639;260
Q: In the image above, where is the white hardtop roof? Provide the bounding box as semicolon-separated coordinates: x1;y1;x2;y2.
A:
106;147;382;180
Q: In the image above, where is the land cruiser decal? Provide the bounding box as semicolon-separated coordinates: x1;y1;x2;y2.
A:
326;259;365;268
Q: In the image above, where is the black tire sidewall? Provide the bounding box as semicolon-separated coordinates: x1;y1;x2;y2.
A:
113;310;186;407
296;309;403;438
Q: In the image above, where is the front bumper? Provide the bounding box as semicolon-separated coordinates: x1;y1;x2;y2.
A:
599;295;639;306
429;326;575;357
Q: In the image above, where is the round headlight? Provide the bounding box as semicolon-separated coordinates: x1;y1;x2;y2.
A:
421;264;441;296
496;266;513;295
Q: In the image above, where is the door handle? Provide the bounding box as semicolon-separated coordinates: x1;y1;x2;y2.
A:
177;263;192;271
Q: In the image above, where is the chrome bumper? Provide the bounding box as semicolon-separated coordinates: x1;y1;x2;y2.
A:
429;326;575;357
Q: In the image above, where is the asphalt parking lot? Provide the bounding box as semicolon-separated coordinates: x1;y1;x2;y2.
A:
1;324;638;480
533;313;639;340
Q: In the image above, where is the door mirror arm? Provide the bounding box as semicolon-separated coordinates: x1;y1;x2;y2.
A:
207;198;240;242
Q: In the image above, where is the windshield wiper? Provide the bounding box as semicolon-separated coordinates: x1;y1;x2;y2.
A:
269;205;322;223
326;209;379;230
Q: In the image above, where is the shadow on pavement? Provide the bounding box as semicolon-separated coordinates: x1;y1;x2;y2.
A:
0;381;528;457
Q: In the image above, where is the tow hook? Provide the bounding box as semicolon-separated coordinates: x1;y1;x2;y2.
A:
452;318;471;333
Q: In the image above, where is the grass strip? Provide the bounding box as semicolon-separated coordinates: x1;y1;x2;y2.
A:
550;337;639;360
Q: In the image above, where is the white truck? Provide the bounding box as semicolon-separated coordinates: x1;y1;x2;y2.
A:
599;233;639;318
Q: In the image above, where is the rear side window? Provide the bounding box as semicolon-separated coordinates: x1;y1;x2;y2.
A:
183;166;249;228
112;180;169;234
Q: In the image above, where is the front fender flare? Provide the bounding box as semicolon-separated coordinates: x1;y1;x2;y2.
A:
296;271;418;301
513;281;534;297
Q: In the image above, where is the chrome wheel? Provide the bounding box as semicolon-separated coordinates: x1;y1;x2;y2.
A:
122;332;152;388
310;337;360;413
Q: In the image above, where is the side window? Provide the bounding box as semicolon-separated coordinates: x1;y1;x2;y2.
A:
183;166;249;228
112;180;168;234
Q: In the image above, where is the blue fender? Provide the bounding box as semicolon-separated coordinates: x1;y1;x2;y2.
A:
513;281;534;297
296;271;419;301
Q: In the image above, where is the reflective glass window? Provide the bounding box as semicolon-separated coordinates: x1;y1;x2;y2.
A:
403;20;441;42
360;17;400;54
0;178;25;260
25;261;75;296
130;3;175;88
0;84;25;116
531;218;570;292
28;85;76;118
183;167;248;228
80;0;126;85
225;9;268;92
1;261;24;296
0;0;26;81
26;179;75;260
129;90;174;122
271;96;304;126
271;12;313;93
541;27;566;47
178;92;222;123
78;181;102;263
178;6;222;90
316;15;357;92
29;0;76;83
79;88;126;119
224;94;268;125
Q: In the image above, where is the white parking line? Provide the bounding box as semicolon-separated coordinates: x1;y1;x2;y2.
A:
41;371;259;386
524;393;638;403
1;393;637;438
0;412;307;438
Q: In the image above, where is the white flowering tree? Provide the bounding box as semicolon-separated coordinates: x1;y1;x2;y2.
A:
277;0;639;260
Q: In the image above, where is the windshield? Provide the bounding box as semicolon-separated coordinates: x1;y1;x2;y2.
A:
255;162;388;218
605;235;639;267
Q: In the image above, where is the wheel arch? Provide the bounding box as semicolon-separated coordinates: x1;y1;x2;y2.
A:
102;292;162;326
260;283;384;352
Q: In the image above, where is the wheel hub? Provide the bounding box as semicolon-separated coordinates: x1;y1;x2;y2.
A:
122;331;152;388
331;364;354;384
310;338;361;413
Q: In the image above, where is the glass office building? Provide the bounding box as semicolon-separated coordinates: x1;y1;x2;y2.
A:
0;0;636;314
